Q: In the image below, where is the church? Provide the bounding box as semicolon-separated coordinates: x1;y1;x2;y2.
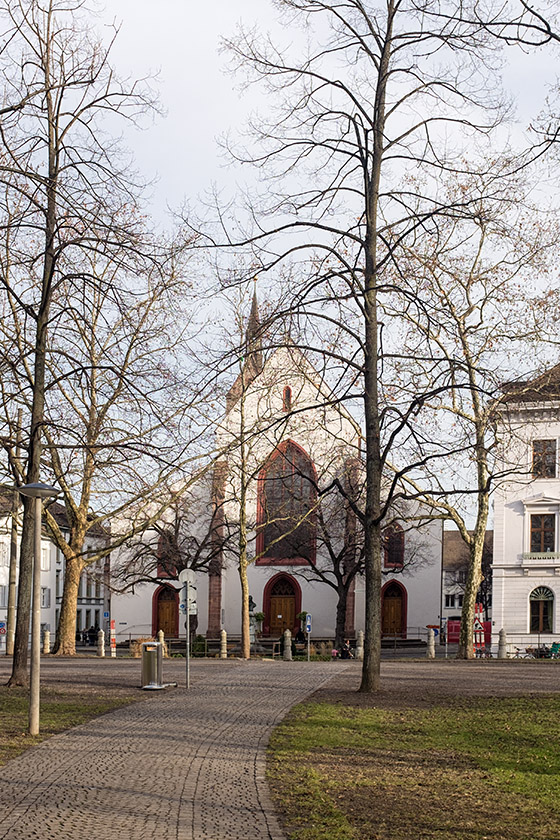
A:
111;295;442;645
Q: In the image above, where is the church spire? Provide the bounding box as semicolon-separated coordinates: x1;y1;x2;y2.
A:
245;282;263;377
226;283;264;413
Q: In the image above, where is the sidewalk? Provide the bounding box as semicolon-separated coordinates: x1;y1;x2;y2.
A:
0;658;351;840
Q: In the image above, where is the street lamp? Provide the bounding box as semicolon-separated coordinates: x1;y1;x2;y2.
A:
19;482;58;736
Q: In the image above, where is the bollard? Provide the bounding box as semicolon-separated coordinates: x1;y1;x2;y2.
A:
97;629;105;657
42;629;50;655
498;628;507;660
426;628;435;660
157;629;164;646
356;630;364;661
220;629;227;659
283;629;292;661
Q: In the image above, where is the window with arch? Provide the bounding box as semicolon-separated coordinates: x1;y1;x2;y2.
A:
282;386;292;412
530;586;554;633
383;523;405;568
257;441;316;565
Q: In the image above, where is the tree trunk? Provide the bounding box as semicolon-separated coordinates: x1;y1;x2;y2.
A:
238;562;251;659
334;586;349;651
358;3;393;693
7;499;35;686
457;516;487;659
9;39;57;684
52;556;83;655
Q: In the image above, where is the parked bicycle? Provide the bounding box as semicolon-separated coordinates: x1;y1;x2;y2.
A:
508;643;560;659
508;646;530;659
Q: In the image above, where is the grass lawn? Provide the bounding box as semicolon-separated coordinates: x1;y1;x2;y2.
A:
0;684;136;766
268;695;560;840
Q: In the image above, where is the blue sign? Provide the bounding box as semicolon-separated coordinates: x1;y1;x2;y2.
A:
103;611;109;619
305;613;312;633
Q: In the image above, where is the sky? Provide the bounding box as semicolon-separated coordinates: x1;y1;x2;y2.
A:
105;1;557;226
107;1;282;220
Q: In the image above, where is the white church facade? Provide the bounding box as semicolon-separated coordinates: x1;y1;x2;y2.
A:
111;296;442;645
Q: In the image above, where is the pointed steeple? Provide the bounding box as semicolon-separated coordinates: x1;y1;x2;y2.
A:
244;283;263;378
226;284;264;413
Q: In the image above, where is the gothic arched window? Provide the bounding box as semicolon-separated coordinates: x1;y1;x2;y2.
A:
383;523;405;568
256;441;317;565
282;386;292;412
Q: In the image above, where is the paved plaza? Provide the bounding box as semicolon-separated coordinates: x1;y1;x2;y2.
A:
0;658;352;840
1;656;560;840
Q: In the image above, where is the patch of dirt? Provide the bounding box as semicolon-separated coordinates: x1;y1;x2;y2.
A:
311;659;560;709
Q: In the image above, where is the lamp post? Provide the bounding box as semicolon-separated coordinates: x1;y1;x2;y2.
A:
19;482;58;736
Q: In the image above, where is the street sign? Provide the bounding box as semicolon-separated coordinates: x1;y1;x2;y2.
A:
305;613;312;633
473;602;484;650
178;568;196;585
103;611;109;619
0;622;6;635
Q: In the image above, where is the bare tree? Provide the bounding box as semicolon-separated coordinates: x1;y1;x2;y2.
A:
0;0;164;682
390;179;560;657
189;0;516;690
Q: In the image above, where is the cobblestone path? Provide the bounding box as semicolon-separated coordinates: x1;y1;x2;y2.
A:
0;660;350;840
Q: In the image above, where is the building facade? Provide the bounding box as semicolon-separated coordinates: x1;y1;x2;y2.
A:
492;365;560;650
111;297;443;644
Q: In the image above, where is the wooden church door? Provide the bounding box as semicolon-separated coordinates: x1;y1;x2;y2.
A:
157;588;178;637
382;582;403;636
269;577;296;636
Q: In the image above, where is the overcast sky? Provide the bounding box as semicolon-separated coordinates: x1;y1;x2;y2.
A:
107;1;556;223
108;1;281;219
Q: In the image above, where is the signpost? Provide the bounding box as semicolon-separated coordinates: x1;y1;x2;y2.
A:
179;569;197;690
305;613;312;662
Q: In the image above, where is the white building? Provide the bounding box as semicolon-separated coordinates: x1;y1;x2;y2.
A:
0;489;58;647
111;295;442;644
492;364;560;649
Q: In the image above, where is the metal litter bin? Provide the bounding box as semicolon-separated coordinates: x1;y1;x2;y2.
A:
141;641;163;689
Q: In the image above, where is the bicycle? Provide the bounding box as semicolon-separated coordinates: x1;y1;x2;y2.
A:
507;646;530;659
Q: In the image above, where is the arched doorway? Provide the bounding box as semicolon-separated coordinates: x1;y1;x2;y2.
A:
381;580;407;638
263;573;302;636
153;586;179;637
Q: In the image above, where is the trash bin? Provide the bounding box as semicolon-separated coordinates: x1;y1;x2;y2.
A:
141;641;163;689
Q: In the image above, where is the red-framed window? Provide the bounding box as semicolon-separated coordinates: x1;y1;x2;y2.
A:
282;386;292;412
256;441;317;566
383;523;405;568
